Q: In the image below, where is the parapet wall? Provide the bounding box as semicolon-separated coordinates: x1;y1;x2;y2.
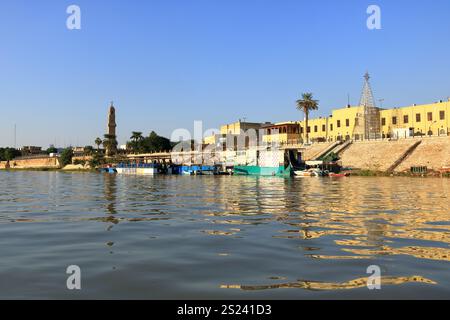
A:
0;157;60;169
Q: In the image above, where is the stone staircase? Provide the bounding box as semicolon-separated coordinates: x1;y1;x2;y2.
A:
387;141;422;173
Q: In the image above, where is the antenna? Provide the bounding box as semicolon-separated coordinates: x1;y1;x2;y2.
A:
14;124;16;149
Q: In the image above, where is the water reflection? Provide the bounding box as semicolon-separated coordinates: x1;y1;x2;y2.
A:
221;275;437;291
103;173;117;215
1;172;450;297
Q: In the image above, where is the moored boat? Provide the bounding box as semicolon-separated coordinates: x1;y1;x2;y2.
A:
116;163;160;175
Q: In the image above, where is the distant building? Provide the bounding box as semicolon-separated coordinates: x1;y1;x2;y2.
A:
20;146;43;156
72;147;85;157
262;122;300;145
204;120;270;149
105;102;118;156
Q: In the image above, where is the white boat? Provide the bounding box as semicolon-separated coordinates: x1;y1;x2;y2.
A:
294;168;325;177
116;164;159;175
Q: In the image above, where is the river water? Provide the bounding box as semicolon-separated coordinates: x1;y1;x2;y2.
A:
0;171;449;299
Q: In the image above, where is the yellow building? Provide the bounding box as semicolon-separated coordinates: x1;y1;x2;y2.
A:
262;122;301;144
204;120;267;147
379;101;450;138
295;100;450;142
296;105;367;143
211;100;450;147
219;120;265;135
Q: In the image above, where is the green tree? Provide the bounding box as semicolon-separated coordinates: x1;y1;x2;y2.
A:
103;134;118;156
46;147;58;154
83;146;94;156
296;93;319;143
60;148;73;167
129;131;144;153
94;137;103;152
88;152;105;168
0;147;20;161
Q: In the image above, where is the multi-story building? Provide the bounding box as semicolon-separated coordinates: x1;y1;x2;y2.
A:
262;122;301;144
303;100;450;142
204;120;269;149
20;146;43;156
262;100;449;144
379;100;449;138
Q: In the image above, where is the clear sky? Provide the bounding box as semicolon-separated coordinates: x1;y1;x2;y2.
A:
1;0;449;147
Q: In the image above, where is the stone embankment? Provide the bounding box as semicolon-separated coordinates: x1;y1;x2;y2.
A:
338;136;450;172
0;157;60;169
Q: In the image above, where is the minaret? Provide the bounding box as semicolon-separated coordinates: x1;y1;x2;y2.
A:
105;102;117;156
108;101;116;137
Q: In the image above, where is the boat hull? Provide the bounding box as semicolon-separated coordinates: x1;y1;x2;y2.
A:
234;165;292;177
116;167;158;175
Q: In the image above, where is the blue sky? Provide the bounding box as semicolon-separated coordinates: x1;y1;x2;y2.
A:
1;0;450;147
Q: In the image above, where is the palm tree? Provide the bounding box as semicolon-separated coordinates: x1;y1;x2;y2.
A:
296;93;319;143
130;131;144;153
103;134;118;157
94;137;102;152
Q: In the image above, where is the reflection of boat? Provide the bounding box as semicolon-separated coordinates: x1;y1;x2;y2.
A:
329;172;350;178
294;170;315;177
116;163;159;175
294;168;326;177
180;165;219;175
99;166;117;173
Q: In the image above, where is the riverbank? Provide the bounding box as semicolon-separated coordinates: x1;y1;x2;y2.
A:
349;169;450;178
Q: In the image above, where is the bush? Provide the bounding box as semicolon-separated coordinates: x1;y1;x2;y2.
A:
60;148;73;167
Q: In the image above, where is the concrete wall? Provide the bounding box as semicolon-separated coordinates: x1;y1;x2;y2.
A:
396;136;450;172
340;139;418;171
340;137;450;172
0;157;60;169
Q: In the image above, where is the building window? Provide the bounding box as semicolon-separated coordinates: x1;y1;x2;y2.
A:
330;124;333;131
307;126;311;133
345;119;350;127
440;111;445;120
416;113;421;122
337;120;341;128
381;118;386;126
314;125;318;133
392;117;397;125
300;127;304;134
322;124;326;132
403;115;409;124
428;112;433;121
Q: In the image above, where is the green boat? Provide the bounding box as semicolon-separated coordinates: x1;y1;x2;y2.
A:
233;149;302;177
233;164;292;176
